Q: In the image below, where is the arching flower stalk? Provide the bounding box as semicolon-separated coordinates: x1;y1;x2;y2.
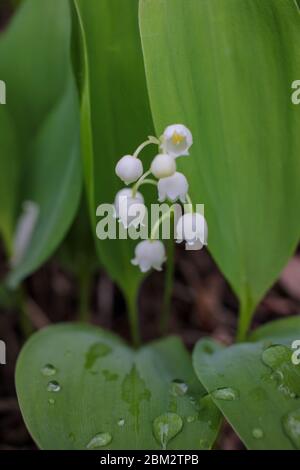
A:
113;124;207;273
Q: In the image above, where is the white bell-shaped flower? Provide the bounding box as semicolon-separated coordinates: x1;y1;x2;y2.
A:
131;240;166;273
115;155;143;185
176;212;208;250
161;124;193;158
114;188;145;228
151;153;176;179
158;172;188;203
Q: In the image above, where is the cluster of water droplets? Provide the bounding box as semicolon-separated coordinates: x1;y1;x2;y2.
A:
41;363;61;406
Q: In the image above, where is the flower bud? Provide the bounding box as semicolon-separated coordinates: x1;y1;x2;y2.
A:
115;155;143;185
176;212;208;250
151;153;176;179
161;124;193;158
158;172;188;203
131;240;166;272
114;188;145;228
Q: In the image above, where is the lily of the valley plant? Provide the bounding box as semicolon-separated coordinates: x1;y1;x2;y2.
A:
114;124;208;273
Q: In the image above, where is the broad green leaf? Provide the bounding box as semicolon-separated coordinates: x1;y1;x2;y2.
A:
73;0;154;301
16;324;221;449
0;108;18;253
193;317;300;450
139;0;300;336
0;0;82;286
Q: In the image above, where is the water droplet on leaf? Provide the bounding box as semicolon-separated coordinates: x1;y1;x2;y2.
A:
261;344;300;399
282;408;300;449
171;379;188;396
47;380;61;392
86;432;112;449
41;364;56;376
252;428;264;439
153;412;183;450
211;387;239;401
102;369;119;381
187;415;196;423
199;438;210;449
121;366;151;421
85;342;112;370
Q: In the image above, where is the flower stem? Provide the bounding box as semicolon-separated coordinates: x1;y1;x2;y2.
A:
160;231;175;335
126;291;141;348
132;137;159;159
185;193;193;212
131;169;152;197
236;292;253;342
150;207;174;240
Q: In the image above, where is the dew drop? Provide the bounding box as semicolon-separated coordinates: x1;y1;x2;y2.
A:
47;380;61;392
170;379;188;397
186;415;196;423
85;342;112;370
282;408;300;449
153;413;183;450
118;418;125;427
41;364;56;376
252;428;264;439
261;344;300;399
211;387;239;401
199;438;210;449
86;432;112;449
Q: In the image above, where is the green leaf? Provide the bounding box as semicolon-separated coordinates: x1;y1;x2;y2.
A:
0;0;82;286
73;0;154;298
0;108;18;253
16;324;221;449
139;0;300;337
193;317;300;450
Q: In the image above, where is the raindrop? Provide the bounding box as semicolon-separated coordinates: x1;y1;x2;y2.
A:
153;413;183;450
85;342;112;370
86;432;112;449
118;418;125;427
261;344;300;399
186;415;196;423
199;438;210;449
171;379;188;397
47;380;61;392
282;408;300;449
211;387;239;401
102;369;119;382
252;428;264;439
41;364;56;377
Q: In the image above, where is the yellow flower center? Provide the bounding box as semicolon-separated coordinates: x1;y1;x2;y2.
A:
171;132;185;145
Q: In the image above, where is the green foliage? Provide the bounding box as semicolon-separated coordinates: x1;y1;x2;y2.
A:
139;0;300;338
73;0;154;298
193;317;300;449
16;323;221;449
0;0;82;287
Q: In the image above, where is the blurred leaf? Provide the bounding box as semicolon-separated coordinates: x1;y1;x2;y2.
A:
16;323;221;449
0;108;18;253
0;0;82;287
193;317;300;449
139;0;300;337
73;0;154;302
